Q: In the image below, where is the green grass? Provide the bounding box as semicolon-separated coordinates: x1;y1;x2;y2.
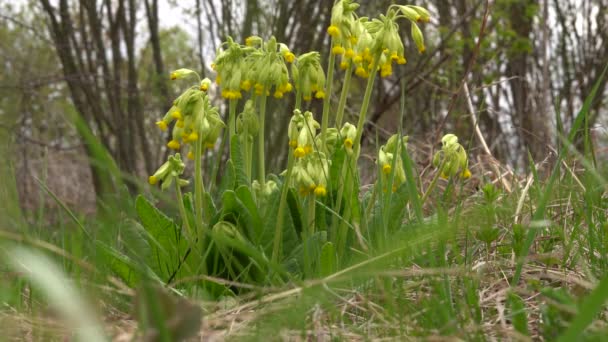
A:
2;129;608;340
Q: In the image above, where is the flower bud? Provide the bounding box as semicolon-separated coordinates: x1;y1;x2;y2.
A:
170;68;196;80
411;22;426;53
200;78;212;92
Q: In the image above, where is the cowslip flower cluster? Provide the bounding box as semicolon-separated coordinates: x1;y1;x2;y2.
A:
377;134;408;192
363;5;429;78
292;52;326;101
432;134;471;179
212;37;250;99
292;151;331;197
340;122;357;155
148;153;188;190
288;110;320;159
327;1;430;79
155;70;224;159
213;36;295;100
327;0;360;59
287;110;330;197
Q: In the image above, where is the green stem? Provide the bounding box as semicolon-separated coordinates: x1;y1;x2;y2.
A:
257;93;268;184
295;90;302;112
228;99;237;148
332;157;349;224
308;195;316;236
194;137;205;228
335;67;353;128
175;180;194;241
272;152;295;264
421;159;446;206
337;176;352;260
321;51;336;152
209;126;227;193
354;51;382;155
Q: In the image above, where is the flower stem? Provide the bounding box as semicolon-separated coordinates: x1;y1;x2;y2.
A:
257;93;268;184
354;51;382;156
295;90;302;112
321;51;336;152
175;179;194;242
307;195;316;236
228;99;237;147
335;67;353;128
272;152;295;264
194;137;205;228
421;159;446;206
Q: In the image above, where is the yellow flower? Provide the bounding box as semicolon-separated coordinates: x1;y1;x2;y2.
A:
294;147;306;158
148;175;158;185
187;151;194;160
171;110;182;120
380;64;392;78
254;83;265;96
332;45;345;55
188;132;199;142
327;25;340;37
283;51;296;63
315;90;325;99
344;138;353;149
355;66;368;78
241;80;252;91
383;164;392;174
156;120;168;131
167;140;181;150
314;186;327;197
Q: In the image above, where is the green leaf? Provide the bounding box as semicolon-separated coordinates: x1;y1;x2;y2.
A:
558;275;608;341
217;159;236;194
507;291;529;336
319;242;336;276
235;185;263;242
260;180;300;257
135;195;189;282
230;135;249;187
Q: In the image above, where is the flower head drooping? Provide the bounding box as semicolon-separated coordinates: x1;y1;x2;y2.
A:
285;109;330;197
291;151;331;197
154;85;225;154
377;134;408;192
350;4;430;79
199;78;212;92
148;153;189;190
340;122;357;155
170;68;197;81
432;134;471;179
327;0;360;59
241;37;294;99
292;52;325;101
213;37;249;100
290;110;320;158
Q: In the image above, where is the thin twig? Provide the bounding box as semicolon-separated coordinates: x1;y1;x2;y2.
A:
463;82;512;192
